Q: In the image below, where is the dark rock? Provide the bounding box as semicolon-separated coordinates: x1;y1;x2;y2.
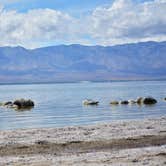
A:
4;101;13;106
13;99;35;109
120;101;129;104
132;159;139;163
143;97;157;105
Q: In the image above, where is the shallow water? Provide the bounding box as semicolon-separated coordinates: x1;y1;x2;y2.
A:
0;81;166;130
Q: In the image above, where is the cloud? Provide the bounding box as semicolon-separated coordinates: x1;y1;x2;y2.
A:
0;7;78;48
0;0;166;48
88;0;166;45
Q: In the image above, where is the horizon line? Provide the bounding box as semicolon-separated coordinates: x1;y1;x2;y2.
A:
0;40;166;50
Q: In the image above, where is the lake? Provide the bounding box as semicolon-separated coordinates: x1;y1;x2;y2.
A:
0;81;166;130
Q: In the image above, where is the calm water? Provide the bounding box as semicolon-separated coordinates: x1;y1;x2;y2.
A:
0;81;166;130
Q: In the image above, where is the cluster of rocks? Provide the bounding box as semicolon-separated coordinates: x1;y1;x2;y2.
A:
110;97;157;105
82;99;99;105
83;97;162;106
0;99;35;110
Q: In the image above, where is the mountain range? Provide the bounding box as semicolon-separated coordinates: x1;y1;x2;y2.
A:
0;41;166;83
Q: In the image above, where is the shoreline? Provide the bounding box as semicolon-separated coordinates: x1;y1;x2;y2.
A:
0;115;165;131
0;116;166;165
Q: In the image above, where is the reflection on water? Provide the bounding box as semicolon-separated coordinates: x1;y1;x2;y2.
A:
14;106;34;112
0;80;166;130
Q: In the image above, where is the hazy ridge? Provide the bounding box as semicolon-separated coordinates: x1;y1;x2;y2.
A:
0;41;166;83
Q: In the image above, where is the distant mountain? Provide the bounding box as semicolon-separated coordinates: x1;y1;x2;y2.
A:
0;41;166;83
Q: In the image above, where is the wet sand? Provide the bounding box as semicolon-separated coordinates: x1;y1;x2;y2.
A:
0;117;166;166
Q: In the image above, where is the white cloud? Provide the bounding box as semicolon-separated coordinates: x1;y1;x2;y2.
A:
0;7;78;48
88;0;166;45
0;0;166;48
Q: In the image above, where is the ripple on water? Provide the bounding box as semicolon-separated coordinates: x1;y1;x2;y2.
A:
0;81;166;130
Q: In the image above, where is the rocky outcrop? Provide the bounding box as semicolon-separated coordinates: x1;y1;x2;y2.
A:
136;97;144;104
0;99;34;110
128;100;137;104
3;101;13;106
110;101;119;105
120;101;129;105
109;97;158;106
136;97;157;105
83;99;99;105
143;97;157;105
13;99;34;109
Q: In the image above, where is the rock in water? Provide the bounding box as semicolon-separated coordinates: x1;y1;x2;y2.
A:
120;101;129;105
6;104;19;109
13;99;35;109
3;101;13;106
136;97;144;104
83;99;99;105
110;101;119;105
143;97;157;105
128;100;137;104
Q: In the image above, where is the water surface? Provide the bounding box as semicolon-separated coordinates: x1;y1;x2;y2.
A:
0;81;166;130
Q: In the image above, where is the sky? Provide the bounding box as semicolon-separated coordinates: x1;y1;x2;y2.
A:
0;0;166;48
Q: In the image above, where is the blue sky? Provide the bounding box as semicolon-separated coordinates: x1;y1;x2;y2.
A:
1;0;153;13
3;0;115;18
0;0;165;48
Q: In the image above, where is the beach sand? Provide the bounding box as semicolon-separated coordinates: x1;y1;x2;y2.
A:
0;117;166;166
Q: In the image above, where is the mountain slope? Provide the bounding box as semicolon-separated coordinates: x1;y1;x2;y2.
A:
0;41;166;83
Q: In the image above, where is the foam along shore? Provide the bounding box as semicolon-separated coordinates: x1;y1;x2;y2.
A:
0;117;166;166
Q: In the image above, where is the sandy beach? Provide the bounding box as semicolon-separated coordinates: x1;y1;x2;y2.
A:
0;116;166;166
